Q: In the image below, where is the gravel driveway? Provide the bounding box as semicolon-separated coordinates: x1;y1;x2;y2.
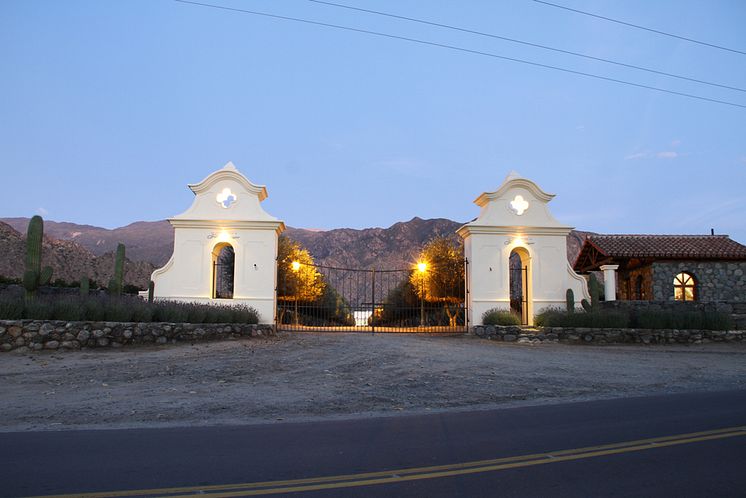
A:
2;332;745;432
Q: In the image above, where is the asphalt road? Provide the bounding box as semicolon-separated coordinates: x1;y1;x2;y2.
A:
2;390;746;497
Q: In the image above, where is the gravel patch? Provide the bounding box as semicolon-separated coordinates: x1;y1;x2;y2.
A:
2;332;745;432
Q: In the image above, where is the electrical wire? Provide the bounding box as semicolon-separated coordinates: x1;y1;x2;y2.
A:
533;0;746;56
307;0;746;93
173;0;746;109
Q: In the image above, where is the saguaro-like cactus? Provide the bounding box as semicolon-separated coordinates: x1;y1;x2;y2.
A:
581;298;592;312
566;289;575;313
23;216;53;299
80;275;90;296
108;243;126;296
589;273;601;310
148;280;155;303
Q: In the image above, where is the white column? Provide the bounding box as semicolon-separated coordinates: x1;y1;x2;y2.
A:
599;264;620;301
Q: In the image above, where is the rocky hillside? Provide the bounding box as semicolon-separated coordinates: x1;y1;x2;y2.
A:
1;217;592;277
285;217;465;270
1;218;174;267
0;222;154;289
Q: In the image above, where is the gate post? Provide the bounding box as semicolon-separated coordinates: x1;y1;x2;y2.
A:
371;268;376;335
464;257;469;333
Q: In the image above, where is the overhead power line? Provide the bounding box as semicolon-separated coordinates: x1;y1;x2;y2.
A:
533;0;746;56
172;0;746;109
307;0;746;93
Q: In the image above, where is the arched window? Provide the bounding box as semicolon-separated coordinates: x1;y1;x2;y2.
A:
673;272;696;301
212;243;235;299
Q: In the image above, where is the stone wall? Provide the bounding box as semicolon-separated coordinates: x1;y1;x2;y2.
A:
651;261;746;302
0;320;274;353
471;325;744;345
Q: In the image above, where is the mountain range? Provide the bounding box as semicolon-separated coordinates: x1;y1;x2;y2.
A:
0;221;156;288
0;217;591;289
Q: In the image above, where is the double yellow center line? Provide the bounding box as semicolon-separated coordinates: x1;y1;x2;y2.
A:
32;425;746;498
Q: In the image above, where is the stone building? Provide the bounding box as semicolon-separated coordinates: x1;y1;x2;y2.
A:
574;235;746;302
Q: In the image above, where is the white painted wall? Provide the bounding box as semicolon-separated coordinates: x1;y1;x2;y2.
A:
458;172;589;325
147;162;284;324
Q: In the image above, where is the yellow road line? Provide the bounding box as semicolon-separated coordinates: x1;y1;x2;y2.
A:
29;425;746;498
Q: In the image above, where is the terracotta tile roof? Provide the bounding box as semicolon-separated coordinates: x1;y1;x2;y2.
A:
586;235;746;259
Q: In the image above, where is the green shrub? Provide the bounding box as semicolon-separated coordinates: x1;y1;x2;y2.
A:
52;297;86;321
0;296;24;319
104;300;134;322
535;309;629;328
0;295;259;324
130;302;154;323
231;305;260;324
24;300;55;320
152;302;189;323
186;305;208;324
85;298;106;321
482;309;521;326
632;310;733;331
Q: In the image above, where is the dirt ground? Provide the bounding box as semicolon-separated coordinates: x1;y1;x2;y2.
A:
2;332;746;432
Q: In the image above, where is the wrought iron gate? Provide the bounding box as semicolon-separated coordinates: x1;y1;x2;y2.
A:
509;266;529;325
277;261;468;333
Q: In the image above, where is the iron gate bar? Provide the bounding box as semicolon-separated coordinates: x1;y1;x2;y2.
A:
277;260;467;334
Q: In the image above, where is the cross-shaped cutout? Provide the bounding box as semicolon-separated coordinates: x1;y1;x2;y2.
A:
216;188;237;209
510;195;529;215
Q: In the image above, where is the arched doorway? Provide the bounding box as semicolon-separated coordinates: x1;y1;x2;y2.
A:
212;243;235;299
509;247;531;325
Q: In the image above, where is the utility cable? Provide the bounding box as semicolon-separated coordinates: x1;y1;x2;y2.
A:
307;0;746;93
533;0;746;56
173;0;746;109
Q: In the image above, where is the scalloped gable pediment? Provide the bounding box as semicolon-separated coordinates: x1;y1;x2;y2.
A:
462;172;571;231
171;161;280;222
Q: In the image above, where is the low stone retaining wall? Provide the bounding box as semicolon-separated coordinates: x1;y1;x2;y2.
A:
471;325;744;345
0;320;275;353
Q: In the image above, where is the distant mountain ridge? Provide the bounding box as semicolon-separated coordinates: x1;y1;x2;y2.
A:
0;222;155;288
1;218;174;267
1;217;593;284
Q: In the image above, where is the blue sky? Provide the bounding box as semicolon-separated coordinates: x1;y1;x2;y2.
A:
1;0;745;241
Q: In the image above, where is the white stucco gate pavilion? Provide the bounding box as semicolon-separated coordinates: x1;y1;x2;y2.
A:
458;172;590;326
148;163;588;329
147;162;284;324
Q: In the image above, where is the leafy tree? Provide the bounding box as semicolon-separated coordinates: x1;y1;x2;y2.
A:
376;278;419;326
277;236;325;323
410;236;465;326
316;281;355;326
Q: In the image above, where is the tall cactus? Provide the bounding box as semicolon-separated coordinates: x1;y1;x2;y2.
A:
566;289;575;313
80;275;90;296
147;280;155;303
589;273;601;310
108;243;125;296
23;216;53;299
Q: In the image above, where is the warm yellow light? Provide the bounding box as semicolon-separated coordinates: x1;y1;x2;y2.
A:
417;262;427;273
291;261;301;272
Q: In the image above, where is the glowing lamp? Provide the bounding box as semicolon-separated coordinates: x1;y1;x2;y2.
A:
417;262;427;273
291;261;301;272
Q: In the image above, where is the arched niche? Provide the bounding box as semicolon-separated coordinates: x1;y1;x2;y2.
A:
509;246;532;325
212;243;235;299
